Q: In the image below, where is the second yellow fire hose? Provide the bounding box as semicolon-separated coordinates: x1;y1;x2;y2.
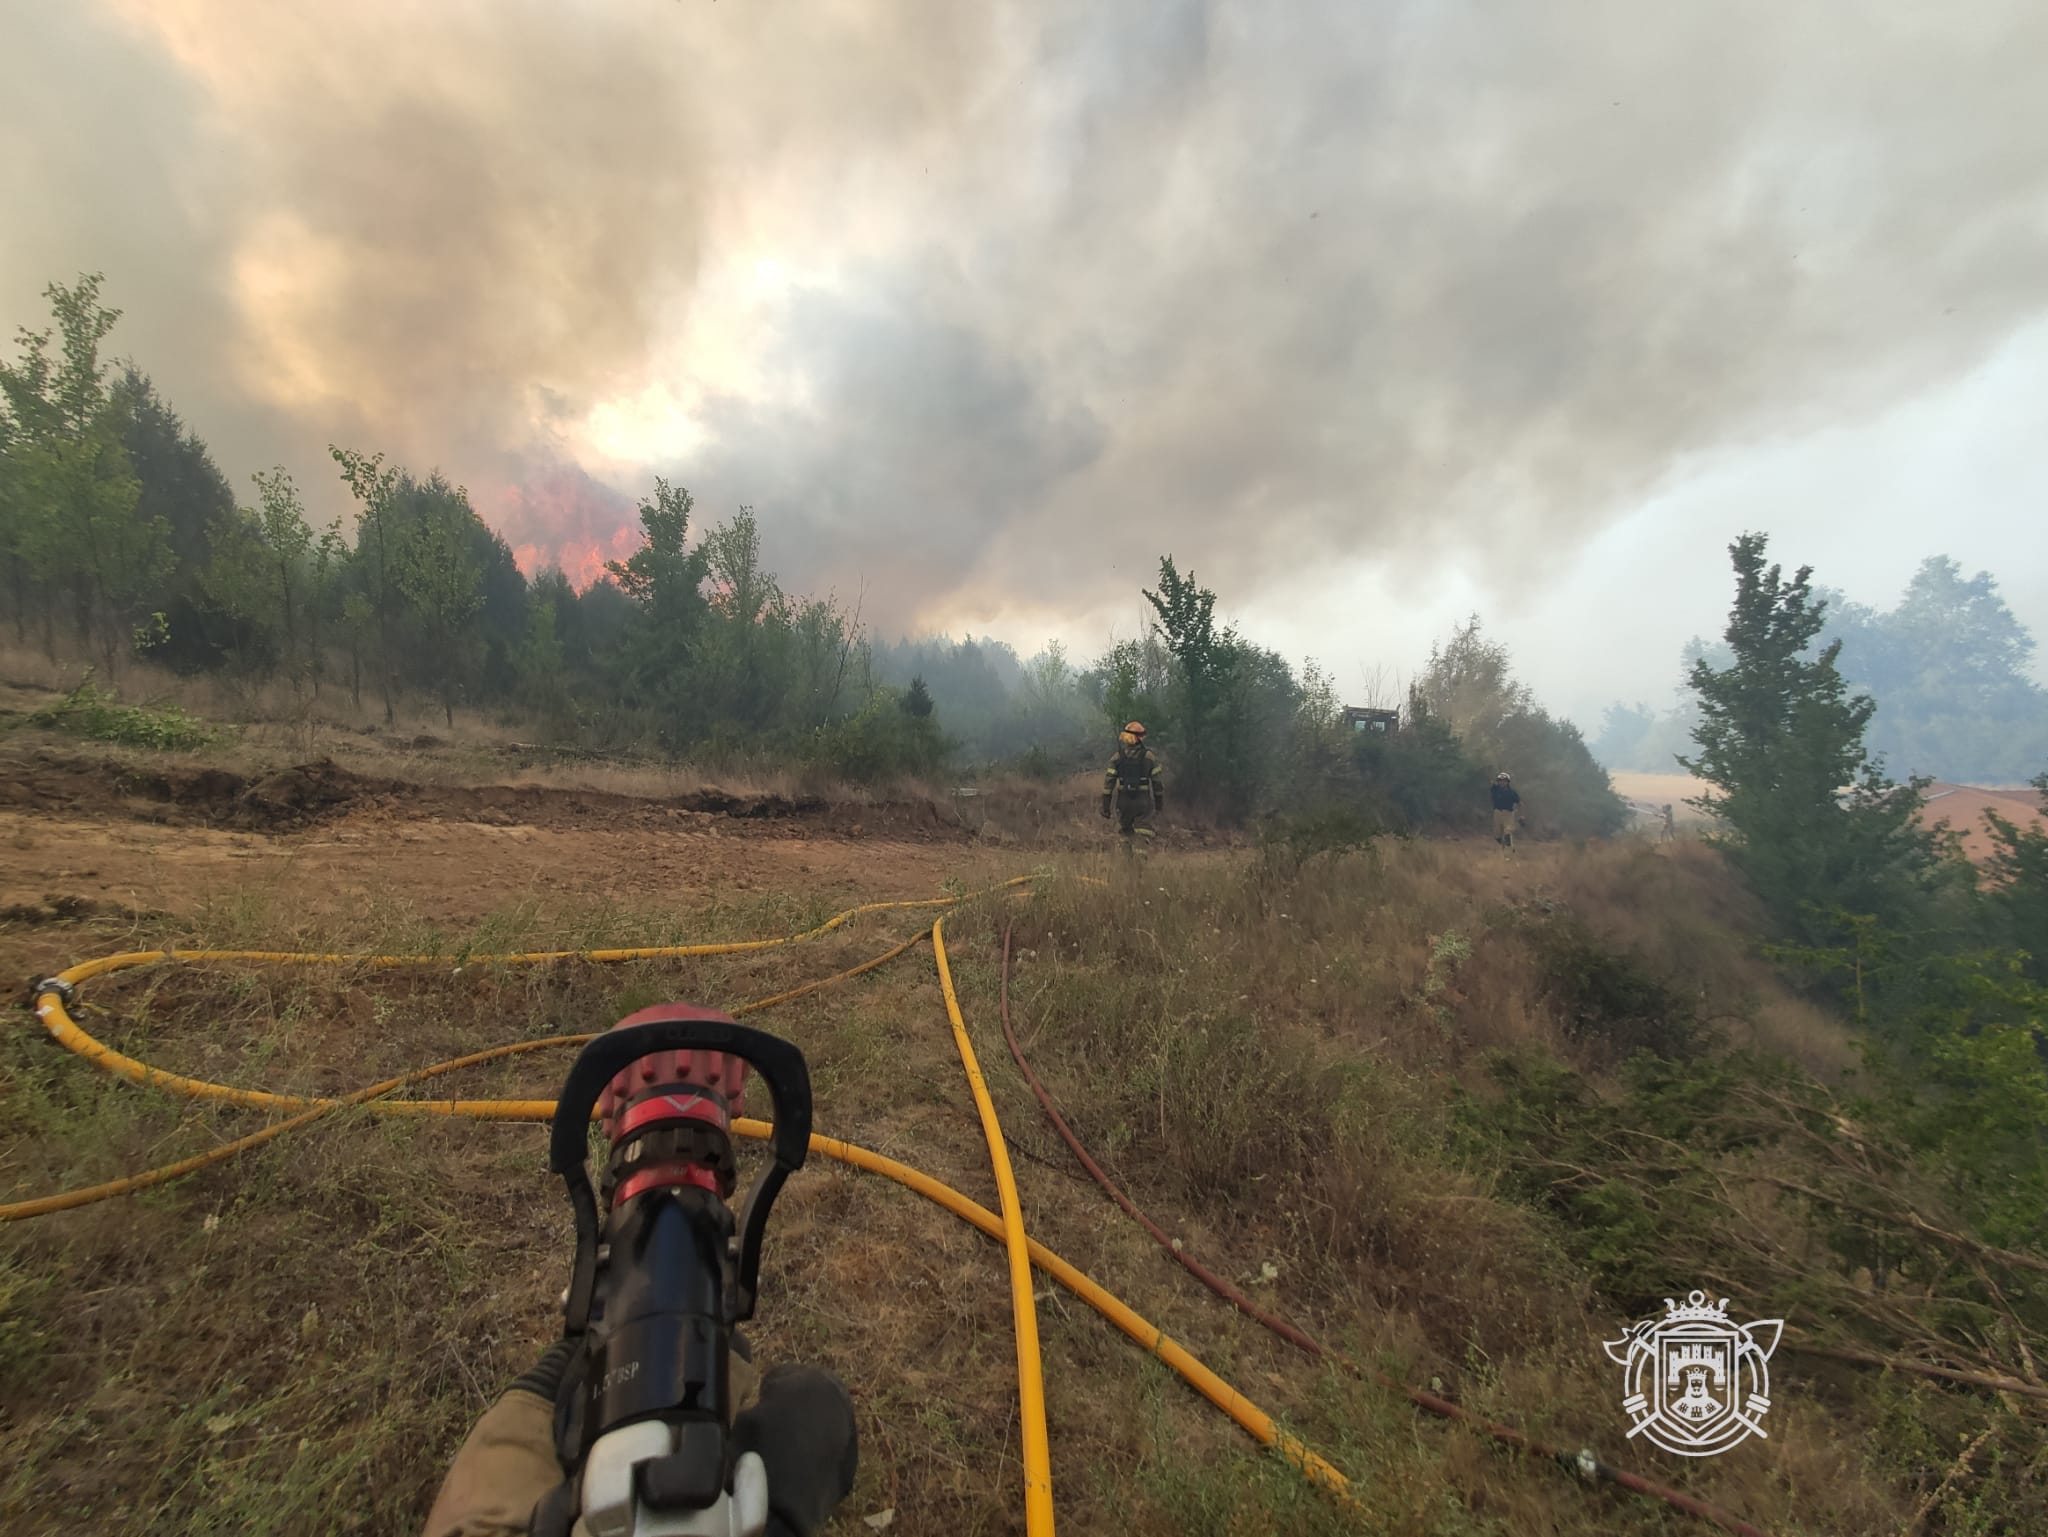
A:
933;913;1056;1530
14;882;1360;1531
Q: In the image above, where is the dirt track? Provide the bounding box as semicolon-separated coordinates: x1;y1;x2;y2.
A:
0;747;992;935
0;747;977;834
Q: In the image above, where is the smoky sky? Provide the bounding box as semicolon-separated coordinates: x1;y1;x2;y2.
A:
5;0;2047;637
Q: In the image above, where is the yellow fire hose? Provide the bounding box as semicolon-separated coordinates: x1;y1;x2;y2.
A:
933;913;1056;1529
12;881;1360;1530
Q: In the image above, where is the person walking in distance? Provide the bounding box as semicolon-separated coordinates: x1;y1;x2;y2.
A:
1101;721;1164;842
1660;803;1676;842
1490;771;1521;850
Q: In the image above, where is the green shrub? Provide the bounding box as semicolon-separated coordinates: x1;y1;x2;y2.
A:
28;677;221;751
1351;706;1485;831
801;690;950;784
1256;803;1386;875
1521;913;1700;1061
1012;744;1062;782
1459;1051;1742;1305
1491;708;1630;840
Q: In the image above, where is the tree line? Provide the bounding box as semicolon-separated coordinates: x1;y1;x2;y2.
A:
1595;554;2048;784
0;276;934;766
1;272;1624;831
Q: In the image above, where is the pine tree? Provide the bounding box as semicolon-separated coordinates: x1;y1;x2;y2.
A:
604;478;712;745
1983;773;2048;983
1681;533;1939;942
1143;556;1231;798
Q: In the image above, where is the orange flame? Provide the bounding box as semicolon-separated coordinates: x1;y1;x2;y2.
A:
491;464;641;591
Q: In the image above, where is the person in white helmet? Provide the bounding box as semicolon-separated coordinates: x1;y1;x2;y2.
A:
1490;772;1522;849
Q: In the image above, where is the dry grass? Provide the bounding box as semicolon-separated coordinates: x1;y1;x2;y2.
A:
938;840;1992;1532
0;833;2010;1535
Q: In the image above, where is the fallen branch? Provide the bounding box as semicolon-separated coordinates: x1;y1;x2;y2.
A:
1904;1423;1995;1537
1746;1173;2048;1278
1784;1342;2048;1402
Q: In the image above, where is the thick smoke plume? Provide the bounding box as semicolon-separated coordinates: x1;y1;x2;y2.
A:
5;0;2047;630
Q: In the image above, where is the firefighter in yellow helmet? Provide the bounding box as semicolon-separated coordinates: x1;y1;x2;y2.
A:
1101;720;1164;840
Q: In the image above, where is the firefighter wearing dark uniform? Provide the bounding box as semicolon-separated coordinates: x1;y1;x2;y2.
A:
1101;721;1164;839
1490;771;1521;848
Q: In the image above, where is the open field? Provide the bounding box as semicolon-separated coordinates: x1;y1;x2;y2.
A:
2;735;2038;1536
1610;769;2047;865
1920;781;2048;864
1607;770;1715;818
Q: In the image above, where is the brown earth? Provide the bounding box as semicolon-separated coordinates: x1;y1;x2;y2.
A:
0;750;1112;1535
0;746;964;836
1919;780;2047;864
0;744;1018;937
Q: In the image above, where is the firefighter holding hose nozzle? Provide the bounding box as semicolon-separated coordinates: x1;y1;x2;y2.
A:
1101;721;1164;841
425;1341;856;1537
424;1008;858;1537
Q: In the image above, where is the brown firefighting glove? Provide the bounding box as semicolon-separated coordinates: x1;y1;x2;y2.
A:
422;1337;580;1537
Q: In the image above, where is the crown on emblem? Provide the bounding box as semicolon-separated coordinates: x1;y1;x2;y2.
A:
1661;1290;1730;1323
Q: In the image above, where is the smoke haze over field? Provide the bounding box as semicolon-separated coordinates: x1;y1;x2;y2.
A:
6;0;2048;707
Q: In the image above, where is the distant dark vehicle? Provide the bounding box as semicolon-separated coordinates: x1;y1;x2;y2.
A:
1343;707;1399;735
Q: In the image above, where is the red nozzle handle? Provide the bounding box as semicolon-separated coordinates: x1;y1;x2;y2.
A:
552;1009;812;1326
551;1009;810;1177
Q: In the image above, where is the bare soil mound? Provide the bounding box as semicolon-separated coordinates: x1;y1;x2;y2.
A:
0;748;969;841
